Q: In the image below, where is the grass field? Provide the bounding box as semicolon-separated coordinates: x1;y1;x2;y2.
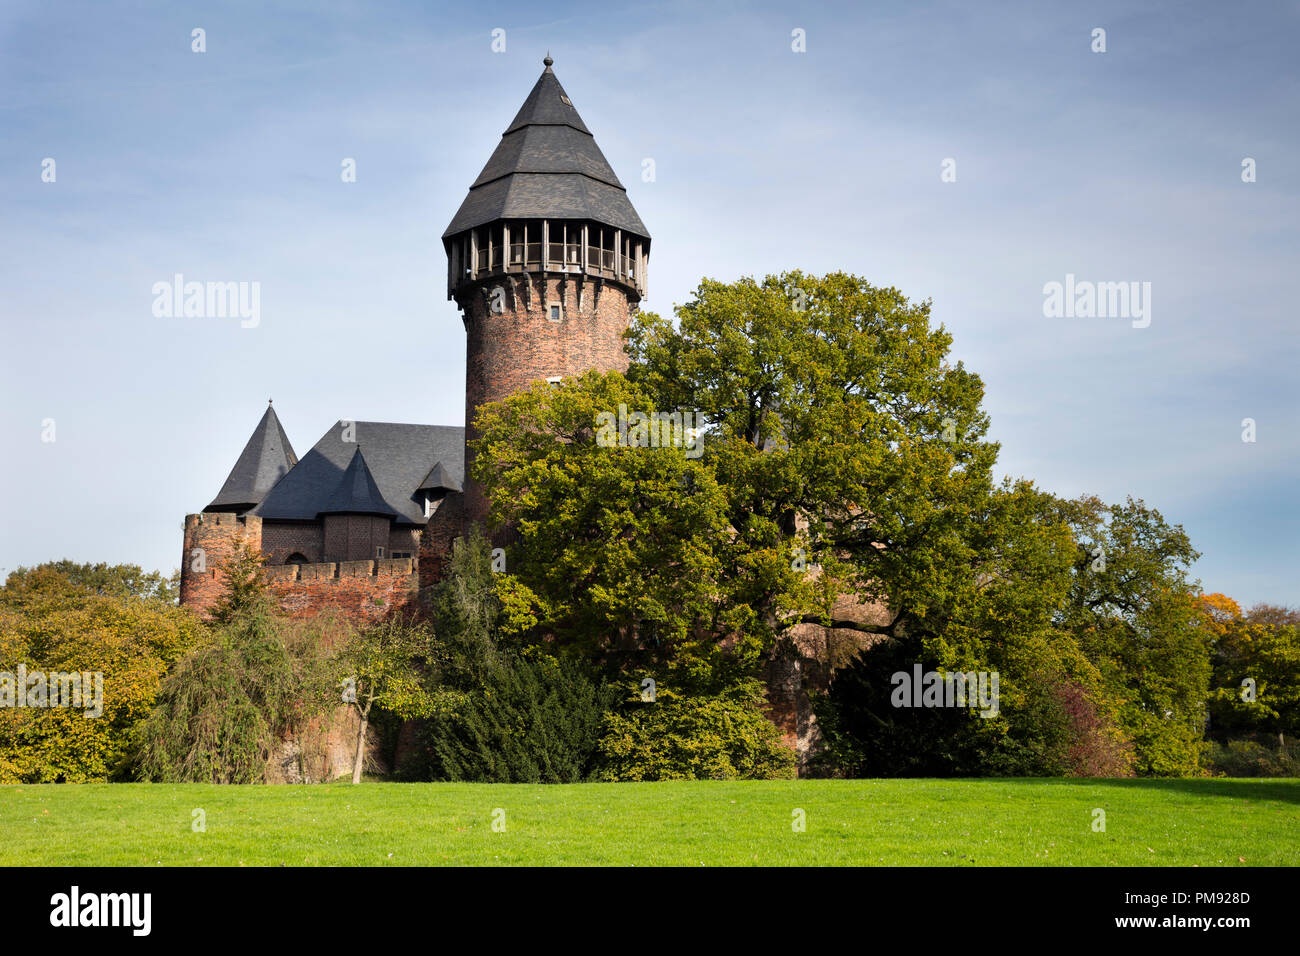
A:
1;778;1296;866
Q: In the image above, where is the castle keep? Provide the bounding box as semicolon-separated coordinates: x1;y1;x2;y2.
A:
179;56;649;621
177;58;863;763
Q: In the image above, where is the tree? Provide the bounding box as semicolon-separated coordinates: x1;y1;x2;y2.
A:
475;273;1088;775
207;538;271;625
403;530;619;782
422;651;616;783
474;371;733;676
471;271;1211;778
626;271;1001;651
135;550;337;783
6;560;178;604
1199;595;1300;747
0;565;201;782
475;272;1007;680
338;617;453;784
1052;496;1211;775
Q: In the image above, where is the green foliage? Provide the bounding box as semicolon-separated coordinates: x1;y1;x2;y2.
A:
473;371;733;676
1200;597;1300;742
471;271;1012;749
626;272;1002;647
337;616;459;783
134;557;337;783
812;629;1134;779
1053;496;1210;776
1204;738;1300;778
464;271;1222;779
207;538;272;626
420;651;616;783
598;677;796;781
423;529;512;671
0;564;201;783
6;560;178;604
339;618;453;722
817;490;1205;779
407;530;616;782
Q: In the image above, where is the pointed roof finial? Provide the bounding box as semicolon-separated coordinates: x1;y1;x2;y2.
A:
543;51;553;71
206;403;298;512
268;397;273;405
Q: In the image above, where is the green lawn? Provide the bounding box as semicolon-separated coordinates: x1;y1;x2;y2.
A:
2;778;1296;866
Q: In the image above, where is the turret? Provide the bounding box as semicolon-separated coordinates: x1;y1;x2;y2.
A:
206;400;297;514
443;54;651;529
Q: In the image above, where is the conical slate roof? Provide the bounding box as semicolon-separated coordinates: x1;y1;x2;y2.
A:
254;421;464;526
443;57;649;240
207;403;298;512
417;461;463;494
319;447;400;518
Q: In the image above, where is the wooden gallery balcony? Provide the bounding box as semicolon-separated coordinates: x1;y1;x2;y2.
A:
447;219;648;299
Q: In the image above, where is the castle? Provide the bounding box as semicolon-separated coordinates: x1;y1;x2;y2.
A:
179;57;872;762
180;54;647;615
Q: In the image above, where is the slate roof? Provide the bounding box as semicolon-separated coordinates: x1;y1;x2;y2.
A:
207;403;298;512
443;58;649;241
252;421;465;526
417;461;463;494
320;448;400;517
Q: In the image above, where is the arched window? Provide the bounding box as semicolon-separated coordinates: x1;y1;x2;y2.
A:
285;553;310;565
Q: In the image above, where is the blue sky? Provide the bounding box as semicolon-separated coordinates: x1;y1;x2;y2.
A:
1;0;1296;606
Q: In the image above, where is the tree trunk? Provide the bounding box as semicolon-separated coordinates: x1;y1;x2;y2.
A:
351;704;370;785
293;720;308;784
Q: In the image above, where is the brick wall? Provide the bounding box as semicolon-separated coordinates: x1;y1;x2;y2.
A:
322;514;391;563
257;520;422;566
418;491;463;590
261;520;322;565
179;512;262;619
460;272;635;528
387;526;421;559
180;512;422;624
264;557;419;622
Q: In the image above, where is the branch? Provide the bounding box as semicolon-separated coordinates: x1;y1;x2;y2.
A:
783;613;897;636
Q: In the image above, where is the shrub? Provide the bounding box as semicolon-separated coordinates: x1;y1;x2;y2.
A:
810;637;991;777
1204;738;1300;778
134;546;339;783
810;632;1136;778
417;653;615;783
598;679;796;781
1053;681;1136;777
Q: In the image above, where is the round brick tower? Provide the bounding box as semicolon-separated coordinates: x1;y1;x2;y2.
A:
443;55;651;530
